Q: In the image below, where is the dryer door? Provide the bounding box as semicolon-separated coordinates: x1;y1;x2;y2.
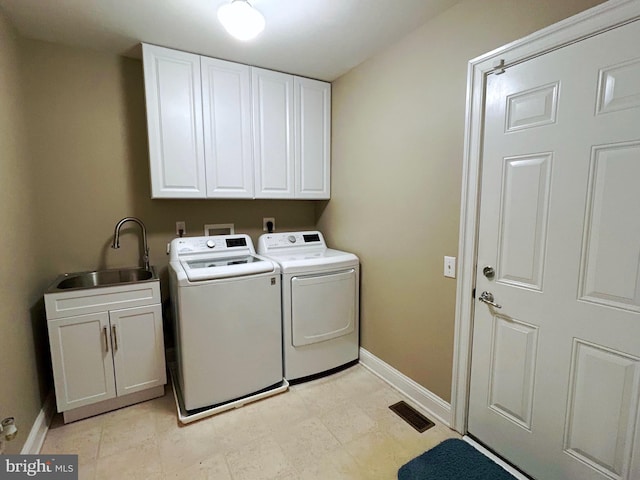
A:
291;269;356;347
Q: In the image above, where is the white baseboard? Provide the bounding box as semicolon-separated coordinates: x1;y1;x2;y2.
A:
21;392;55;454
359;347;451;427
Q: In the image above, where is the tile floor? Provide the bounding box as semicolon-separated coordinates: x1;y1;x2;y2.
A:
41;365;460;479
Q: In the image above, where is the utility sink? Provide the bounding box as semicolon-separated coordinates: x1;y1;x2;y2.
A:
45;266;161;321
48;267;157;292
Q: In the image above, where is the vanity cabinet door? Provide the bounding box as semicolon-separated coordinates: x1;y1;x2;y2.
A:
142;44;206;198
48;313;116;412
110;304;166;397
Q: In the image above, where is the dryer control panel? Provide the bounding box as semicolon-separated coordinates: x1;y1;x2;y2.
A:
258;231;325;252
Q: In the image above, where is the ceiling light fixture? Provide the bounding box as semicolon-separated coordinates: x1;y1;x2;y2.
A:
217;0;265;41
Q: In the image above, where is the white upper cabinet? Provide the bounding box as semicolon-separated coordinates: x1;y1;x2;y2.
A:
294;77;331;199
142;44;331;199
252;68;295;199
142;44;206;198
201;57;254;198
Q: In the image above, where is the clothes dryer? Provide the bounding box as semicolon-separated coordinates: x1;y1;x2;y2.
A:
258;231;359;381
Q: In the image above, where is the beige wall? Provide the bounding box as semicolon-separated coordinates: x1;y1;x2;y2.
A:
318;0;603;401
0;9;46;454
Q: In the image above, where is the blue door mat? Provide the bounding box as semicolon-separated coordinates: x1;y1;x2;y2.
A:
398;438;518;480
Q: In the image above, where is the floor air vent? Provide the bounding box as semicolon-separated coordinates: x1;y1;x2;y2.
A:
389;401;435;433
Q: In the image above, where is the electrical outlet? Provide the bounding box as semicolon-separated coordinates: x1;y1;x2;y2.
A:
263;217;275;232
176;221;186;237
444;256;456;278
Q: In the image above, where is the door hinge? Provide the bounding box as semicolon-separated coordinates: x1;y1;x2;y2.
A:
492;59;506;75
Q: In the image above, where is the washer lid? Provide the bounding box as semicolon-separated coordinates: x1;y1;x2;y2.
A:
180;254;273;281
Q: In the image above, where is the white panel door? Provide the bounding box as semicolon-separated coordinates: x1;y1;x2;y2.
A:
252;67;294;198
48;313;116;412
469;20;640;480
294;77;331;199
110;304;166;397
201;57;254;198
142;44;206;198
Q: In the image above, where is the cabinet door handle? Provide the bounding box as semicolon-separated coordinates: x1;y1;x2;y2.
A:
112;325;118;351
103;326;109;352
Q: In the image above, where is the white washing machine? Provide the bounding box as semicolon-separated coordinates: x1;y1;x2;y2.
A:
169;234;285;413
258;231;359;382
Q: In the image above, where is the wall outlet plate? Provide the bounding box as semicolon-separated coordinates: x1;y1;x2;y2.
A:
176;221;186;237
263;217;275;232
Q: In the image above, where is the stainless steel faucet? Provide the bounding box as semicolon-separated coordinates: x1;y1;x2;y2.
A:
111;217;150;270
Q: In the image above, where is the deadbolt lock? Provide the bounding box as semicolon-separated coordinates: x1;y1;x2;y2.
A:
482;266;495;279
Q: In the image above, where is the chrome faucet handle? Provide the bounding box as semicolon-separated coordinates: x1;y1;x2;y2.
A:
143;249;150;270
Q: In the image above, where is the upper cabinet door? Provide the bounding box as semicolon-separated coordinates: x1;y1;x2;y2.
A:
294;77;331;199
252;68;295;199
201;58;254;198
142;44;206;198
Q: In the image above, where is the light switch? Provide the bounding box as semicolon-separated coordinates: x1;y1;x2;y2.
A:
444;256;456;278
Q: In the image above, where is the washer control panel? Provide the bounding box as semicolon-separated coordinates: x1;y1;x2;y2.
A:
258;231;325;252
171;234;254;257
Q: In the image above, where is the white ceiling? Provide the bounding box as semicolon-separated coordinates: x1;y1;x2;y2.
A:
0;0;461;81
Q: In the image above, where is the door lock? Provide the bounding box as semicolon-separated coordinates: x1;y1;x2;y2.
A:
482;266;495;279
479;291;502;308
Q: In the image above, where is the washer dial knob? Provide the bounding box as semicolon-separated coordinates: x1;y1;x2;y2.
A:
288;235;297;243
206;239;216;248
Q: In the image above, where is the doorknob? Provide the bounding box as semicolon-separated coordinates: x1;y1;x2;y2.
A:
479;291;502;308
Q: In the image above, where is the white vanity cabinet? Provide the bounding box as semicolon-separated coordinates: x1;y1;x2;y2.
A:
142;44;331;199
45;281;166;423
